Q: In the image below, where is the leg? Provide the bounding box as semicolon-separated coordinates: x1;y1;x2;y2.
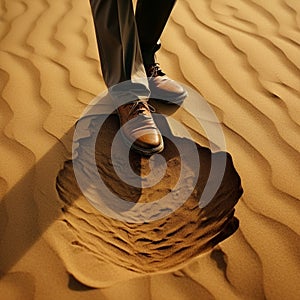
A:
89;0;147;88
88;0;163;155
135;0;187;104
135;0;176;65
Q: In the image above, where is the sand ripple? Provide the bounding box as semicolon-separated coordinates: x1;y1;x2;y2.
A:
0;0;299;299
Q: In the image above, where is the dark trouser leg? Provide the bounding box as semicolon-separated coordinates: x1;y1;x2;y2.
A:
135;0;177;65
89;0;147;90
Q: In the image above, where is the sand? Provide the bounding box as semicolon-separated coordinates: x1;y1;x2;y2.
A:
0;0;300;299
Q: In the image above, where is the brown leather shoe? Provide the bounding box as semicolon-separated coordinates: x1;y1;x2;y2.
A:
145;63;188;105
117;100;164;155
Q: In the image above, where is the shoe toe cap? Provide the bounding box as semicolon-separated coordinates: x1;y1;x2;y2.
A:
150;77;188;103
121;117;164;154
134;132;163;150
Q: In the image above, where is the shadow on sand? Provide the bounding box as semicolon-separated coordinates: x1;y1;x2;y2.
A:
0;104;242;286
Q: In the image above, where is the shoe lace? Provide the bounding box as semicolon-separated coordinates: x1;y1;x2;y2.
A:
147;63;166;77
127;100;155;119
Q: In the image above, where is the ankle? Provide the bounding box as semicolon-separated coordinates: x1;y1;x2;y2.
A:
144;63;166;77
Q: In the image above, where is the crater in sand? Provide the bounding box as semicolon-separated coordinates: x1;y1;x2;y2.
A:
55;111;242;280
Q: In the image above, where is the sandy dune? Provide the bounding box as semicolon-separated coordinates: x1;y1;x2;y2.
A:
0;0;300;299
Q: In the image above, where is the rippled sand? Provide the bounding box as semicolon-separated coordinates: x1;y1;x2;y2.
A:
0;0;300;299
